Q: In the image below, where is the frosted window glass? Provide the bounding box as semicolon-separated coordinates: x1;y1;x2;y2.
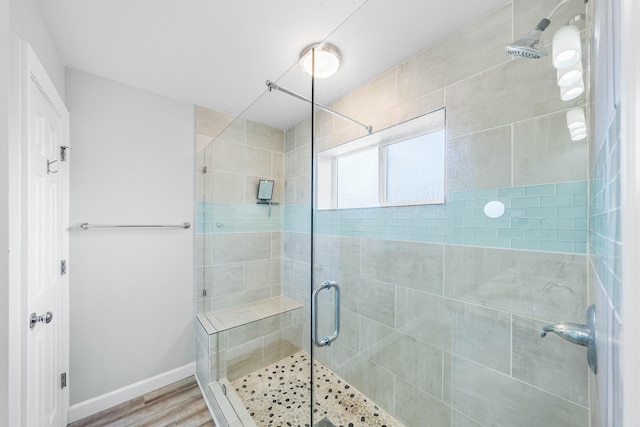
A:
337;148;379;208
386;130;445;203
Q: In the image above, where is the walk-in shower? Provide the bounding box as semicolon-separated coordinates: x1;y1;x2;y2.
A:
195;0;595;426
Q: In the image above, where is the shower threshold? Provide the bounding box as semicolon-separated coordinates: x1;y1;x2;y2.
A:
231;351;404;427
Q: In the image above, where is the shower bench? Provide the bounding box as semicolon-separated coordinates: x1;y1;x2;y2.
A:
196;296;304;426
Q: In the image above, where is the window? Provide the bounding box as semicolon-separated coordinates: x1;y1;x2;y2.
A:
317;109;445;210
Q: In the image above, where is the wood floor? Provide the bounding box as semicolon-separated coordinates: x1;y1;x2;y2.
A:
68;376;215;427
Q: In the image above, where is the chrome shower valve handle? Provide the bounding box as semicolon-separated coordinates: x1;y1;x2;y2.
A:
540;322;591;346
541;304;597;374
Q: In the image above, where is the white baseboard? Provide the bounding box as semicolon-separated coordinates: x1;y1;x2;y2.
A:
68;362;195;423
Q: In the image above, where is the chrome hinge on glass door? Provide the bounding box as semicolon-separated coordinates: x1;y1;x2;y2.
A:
311;280;340;347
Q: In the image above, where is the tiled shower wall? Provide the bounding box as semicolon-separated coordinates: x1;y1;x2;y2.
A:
195;107;286;315
283;0;592;426
587;0;622;426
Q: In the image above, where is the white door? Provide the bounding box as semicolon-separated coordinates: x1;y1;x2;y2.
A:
24;42;70;427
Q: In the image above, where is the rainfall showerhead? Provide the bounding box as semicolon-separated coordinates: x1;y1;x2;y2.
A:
505;18;551;59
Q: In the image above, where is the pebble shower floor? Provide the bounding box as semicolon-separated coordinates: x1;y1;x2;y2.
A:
231;351;404;427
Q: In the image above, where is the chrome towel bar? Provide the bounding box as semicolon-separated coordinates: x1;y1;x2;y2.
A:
79;222;191;230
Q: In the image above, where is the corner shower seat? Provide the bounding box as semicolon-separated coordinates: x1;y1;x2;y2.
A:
197;295;303;333
196;296;304;426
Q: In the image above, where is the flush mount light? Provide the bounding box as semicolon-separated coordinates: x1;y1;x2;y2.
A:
566;107;587;141
552;24;582;69
557;61;583;87
300;43;342;78
560;78;585;101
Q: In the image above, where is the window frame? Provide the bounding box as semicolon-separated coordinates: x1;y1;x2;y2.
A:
316;108;446;210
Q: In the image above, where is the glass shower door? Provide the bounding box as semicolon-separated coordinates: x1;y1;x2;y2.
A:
309;0;592;426
195;61;315;425
194;0;596;425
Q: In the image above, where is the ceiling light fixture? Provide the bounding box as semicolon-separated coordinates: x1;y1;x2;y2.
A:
300;43;342;78
566;107;587;141
560;78;585;101
557;61;583;87
552;24;582;69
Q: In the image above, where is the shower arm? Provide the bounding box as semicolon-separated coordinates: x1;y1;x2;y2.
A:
547;0;573;20
544;0;589;23
266;80;373;134
528;0;588;38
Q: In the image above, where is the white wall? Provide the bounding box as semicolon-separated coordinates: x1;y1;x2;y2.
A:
0;0;10;424
3;0;66;424
65;69;195;406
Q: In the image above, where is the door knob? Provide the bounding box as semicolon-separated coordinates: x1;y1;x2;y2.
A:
29;311;53;329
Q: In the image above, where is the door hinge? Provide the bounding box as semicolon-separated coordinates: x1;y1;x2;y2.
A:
202;288;207;297
61;372;67;389
221;383;226;395
61;260;67;276
60;146;69;162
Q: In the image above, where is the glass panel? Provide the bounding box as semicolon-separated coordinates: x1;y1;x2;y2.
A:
386;130;445;204
194;55;314;426
310;0;591;426
336;147;378;208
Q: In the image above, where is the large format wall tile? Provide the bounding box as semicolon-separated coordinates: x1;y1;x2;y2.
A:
513;111;589;185
367;331;442;398
396;286;511;373
212;140;273;178
196;106;236;139
313;235;360;275
214;117;246;145
444;245;588;323
246;121;284;153
512;315;589;406
446;53;566;138
447;125;512;192
387;89;444;127
332;350;395;413
395;379;482;427
212;232;272;264
207;263;244;296
207;170;245;203
341;273;395;327
283;231;311;263
333;69;397;133
444;355;589;427
360;239;443;294
245;258;282;289
397;4;512;105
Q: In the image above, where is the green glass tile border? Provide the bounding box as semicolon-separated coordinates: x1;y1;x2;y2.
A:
196;180;588;254
589;110;622;313
296;180;587;254
195;201;284;234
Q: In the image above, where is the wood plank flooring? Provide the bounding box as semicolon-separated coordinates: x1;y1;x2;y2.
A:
68;376;215;427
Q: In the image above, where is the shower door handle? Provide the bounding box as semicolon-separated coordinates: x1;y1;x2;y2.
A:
312;280;340;347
